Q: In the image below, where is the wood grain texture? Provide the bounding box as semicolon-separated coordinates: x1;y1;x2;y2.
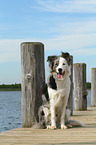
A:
73;63;87;111
21;42;45;127
91;68;96;106
0;107;96;145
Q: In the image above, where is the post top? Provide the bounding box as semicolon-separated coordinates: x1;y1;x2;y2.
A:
21;42;44;45
92;68;96;70
74;63;86;66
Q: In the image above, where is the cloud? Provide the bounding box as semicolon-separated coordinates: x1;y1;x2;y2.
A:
73;48;96;56
33;0;96;13
0;15;96;63
43;33;96;55
50;20;96;35
0;39;21;63
42;18;96;54
42;17;96;56
0;39;45;63
0;29;96;63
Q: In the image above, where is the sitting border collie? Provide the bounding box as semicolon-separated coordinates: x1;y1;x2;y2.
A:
33;52;84;129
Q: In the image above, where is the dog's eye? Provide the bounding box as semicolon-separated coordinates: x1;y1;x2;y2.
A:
63;63;65;65
55;63;58;66
55;61;59;66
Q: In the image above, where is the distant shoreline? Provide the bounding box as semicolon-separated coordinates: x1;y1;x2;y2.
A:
0;84;21;91
0;88;21;91
0;82;91;91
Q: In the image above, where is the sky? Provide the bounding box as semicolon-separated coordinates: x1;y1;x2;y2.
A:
0;0;96;84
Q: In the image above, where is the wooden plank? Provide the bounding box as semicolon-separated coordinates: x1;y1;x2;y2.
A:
21;42;45;128
0;107;96;145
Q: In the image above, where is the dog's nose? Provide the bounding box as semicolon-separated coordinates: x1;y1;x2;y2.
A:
58;68;62;72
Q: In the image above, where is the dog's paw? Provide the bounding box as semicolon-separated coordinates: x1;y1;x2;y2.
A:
61;125;67;129
47;125;51;129
51;126;56;130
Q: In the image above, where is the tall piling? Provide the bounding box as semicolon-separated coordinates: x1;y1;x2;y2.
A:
21;42;45;127
91;68;96;107
67;56;73;115
73;63;87;111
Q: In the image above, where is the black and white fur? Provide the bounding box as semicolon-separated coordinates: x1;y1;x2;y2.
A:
47;52;71;129
33;52;84;129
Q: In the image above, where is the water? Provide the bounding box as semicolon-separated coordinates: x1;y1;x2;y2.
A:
87;90;91;107
0;90;91;133
0;91;21;133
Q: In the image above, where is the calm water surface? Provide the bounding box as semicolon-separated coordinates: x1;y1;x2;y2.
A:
0;90;91;133
0;91;21;133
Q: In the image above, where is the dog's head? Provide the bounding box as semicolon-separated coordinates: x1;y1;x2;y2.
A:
47;52;71;79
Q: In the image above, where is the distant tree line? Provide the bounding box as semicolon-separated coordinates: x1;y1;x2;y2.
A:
0;82;91;91
86;82;91;89
0;83;21;91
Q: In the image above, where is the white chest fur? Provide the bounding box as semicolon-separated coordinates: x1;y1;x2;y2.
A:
48;76;70;108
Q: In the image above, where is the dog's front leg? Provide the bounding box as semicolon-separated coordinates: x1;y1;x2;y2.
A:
50;105;56;129
61;104;67;129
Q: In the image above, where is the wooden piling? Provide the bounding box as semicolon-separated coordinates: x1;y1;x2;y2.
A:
73;63;87;111
21;42;45;128
91;68;96;107
67;56;73;115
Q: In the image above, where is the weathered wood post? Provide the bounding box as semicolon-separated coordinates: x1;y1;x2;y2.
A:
91;68;96;107
21;42;45;127
67;56;73;115
73;63;87;111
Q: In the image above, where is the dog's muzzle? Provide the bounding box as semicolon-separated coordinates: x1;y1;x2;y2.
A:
57;68;65;79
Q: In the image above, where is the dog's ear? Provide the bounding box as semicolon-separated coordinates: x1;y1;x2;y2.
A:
47;56;57;62
61;52;70;58
47;56;57;72
61;52;71;65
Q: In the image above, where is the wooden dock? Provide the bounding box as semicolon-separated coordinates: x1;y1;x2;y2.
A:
0;107;96;145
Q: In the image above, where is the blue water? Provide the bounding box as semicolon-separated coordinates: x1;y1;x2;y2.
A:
87;90;91;106
0;90;91;133
0;91;21;133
